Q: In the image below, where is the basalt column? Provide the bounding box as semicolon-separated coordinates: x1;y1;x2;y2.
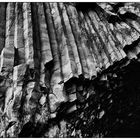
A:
0;2;140;138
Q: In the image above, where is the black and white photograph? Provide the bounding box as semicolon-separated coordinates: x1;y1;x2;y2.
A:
0;1;140;138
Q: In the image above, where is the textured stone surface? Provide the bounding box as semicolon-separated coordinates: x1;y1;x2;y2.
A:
0;2;140;137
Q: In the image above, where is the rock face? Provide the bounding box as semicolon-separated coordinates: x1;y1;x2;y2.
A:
0;2;140;137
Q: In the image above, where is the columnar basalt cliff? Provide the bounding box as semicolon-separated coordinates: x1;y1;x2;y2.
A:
0;2;140;137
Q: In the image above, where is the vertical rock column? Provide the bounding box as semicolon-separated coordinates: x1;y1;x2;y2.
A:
0;3;6;54
32;3;53;133
44;3;67;118
94;8;126;60
84;14;103;71
77;11;97;77
14;3;25;65
20;2;40;125
88;11;111;69
0;2;15;137
38;3;53;87
0;3;15;71
23;3;34;68
50;3;73;82
0;2;6;137
66;4;89;78
5;3;26;137
58;3;82;78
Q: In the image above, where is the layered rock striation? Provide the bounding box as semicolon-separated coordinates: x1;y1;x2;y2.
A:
0;2;140;137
